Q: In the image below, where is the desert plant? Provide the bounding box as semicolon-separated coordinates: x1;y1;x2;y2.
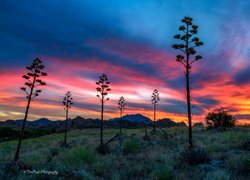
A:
154;166;174;180
242;139;250;151
50;148;59;157
118;96;126;133
71;147;97;165
204;169;230;180
62;91;73;145
96;74;111;153
205;110;236;129
242;155;250;173
14;58;47;162
180;146;210;165
4;160;32;177
151;89;160;131
172;16;204;148
0;127;19;140
124;139;140;154
59;146;97;169
143;125;150;141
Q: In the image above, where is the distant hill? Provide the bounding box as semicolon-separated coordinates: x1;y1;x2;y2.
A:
0;118;63;130
109;114;187;128
0;114;187;130
156;118;176;127
71;116;103;129
156;118;187;127
109;114;152;124
176;122;187;127
32;118;52;125
13;118;61;126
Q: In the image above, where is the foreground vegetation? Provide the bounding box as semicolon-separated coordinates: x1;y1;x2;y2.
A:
0;126;249;179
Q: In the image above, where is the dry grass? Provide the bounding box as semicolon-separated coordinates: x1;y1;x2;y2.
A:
0;126;249;179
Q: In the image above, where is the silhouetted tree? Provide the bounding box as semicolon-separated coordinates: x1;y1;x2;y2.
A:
172;16;204;148
118;96;126;133
62;91;73;145
14;58;47;162
151;89;160;131
205;110;236;128
96;74;111;152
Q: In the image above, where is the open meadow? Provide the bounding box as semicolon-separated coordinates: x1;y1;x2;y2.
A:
0;126;249;179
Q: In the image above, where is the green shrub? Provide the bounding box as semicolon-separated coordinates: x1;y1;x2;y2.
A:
72;146;97;165
154;166;174;180
59;146;97;168
242;155;250;173
204;169;230;180
92;155;116;178
180;146;210;165
50;148;59;156
227;154;250;174
124;139;140;154
223;131;247;143
24;151;47;168
96;144;110;155
74;169;94;179
3;160;31;177
242;139;250;151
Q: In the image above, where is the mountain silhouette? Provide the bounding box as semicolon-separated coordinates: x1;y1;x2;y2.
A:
5;118;61;126
109;114;152;124
157;118;187;127
0;114;187;129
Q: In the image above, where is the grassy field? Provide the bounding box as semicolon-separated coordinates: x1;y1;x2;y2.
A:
0;126;249;179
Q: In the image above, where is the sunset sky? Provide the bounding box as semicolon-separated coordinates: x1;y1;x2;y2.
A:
0;0;250;125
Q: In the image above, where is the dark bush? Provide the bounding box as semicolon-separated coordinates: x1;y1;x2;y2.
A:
154;166;174;180
124;139;140;154
73;147;97;165
50;148;59;156
0;127;19;139
142;135;150;141
180;146;210;165
4;160;31;176
0;127;56;142
243;139;250;151
242;156;250;173
96;144;110;155
205;110;236;129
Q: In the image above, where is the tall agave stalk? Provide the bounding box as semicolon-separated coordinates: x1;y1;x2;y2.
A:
14;58;47;162
151;89;160;131
172;16;204;148
62;91;73;145
96;74;111;151
118;96;126;133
